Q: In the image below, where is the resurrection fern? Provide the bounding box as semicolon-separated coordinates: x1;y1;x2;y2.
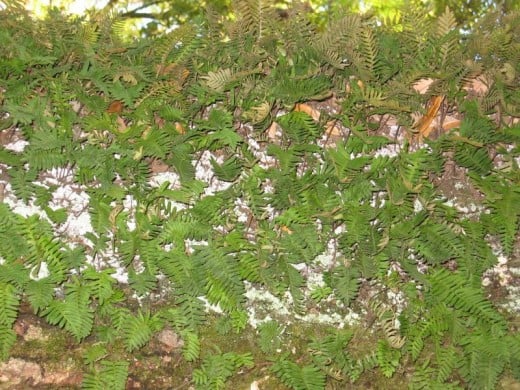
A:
257;320;283;354
271;356;327;390
377;339;401;378
0;3;518;389
472;174;520;256
0;282;19;360
121;310;162;352
192;352;254;390
82;360;129;390
41;278;96;341
324;264;361;306
426;269;507;331
309;329;354;380
180;330;201;362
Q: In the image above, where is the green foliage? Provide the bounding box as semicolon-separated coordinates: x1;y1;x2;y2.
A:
82;360;129;390
0;282;19;360
121;310;163;352
0;2;518;388
257;320;283;354
192;351;254;389
272;356;327;390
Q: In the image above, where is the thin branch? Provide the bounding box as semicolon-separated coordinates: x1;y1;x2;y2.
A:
120;11;158;20
121;0;167;15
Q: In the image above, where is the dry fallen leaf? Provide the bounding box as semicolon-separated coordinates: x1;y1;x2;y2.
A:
106;100;124;114
294;102;320;121
414;95;445;138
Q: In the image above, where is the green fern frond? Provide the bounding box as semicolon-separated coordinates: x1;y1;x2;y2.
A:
82;360;129;390
0;262;29;290
414;221;464;265
397;147;435;190
257;320;283;354
471;175;520;255
460;330;510;390
313;14;361;69
0;327;16;361
324;264;360;307
272;356;326;390
309;329;353;375
377;339;401;378
193;351;254;389
196;247;245;311
211;156;243;182
122;310;162;352
232;0;275;38
175;294;207;329
43;292;94;341
426;269;507;331
453;143;492;175
19;215;67;282
485;185;519;256
25;278;55;313
0;282;19;328
357;27;379;80
278;111;322;143
436;346;460;383
273;75;332;104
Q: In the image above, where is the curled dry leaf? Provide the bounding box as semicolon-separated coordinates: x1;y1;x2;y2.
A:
106;100;124;114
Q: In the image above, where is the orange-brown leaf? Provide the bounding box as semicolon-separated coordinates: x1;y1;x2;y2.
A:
415;95;444;138
107;100;124;114
294;103;320;121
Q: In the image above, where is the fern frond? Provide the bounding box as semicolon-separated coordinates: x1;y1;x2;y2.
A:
324;265;360;306
358;27;379;80
0;262;29;290
193;351;254;389
122;310;162;352
0;327;16;361
278;111;322;143
257;320;283;354
25;278;55;313
43;293;94;341
232;0;275;38
414;221;464;265
0;282;19;328
82;360;129;390
426;269;507;331
377;339;401;378
271;357;326;390
179;330;200;362
196;247;245;311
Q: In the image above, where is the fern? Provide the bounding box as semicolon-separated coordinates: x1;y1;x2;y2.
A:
192;351;254;389
473;176;520;256
82;360;129;390
180;330;201;362
0;282;19;332
0;326;16;361
41;279;94;340
426;269;507;331
271;356;326;390
324;264;361;306
460;330;510;390
277;111;322;143
25;278;55;313
211;156;243;182
377;339;401;378
0;4;519;388
121;310;162;352
257;320;283;354
309;329;354;378
195;246;245;311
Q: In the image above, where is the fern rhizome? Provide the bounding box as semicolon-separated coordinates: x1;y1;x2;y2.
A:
0;1;519;389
